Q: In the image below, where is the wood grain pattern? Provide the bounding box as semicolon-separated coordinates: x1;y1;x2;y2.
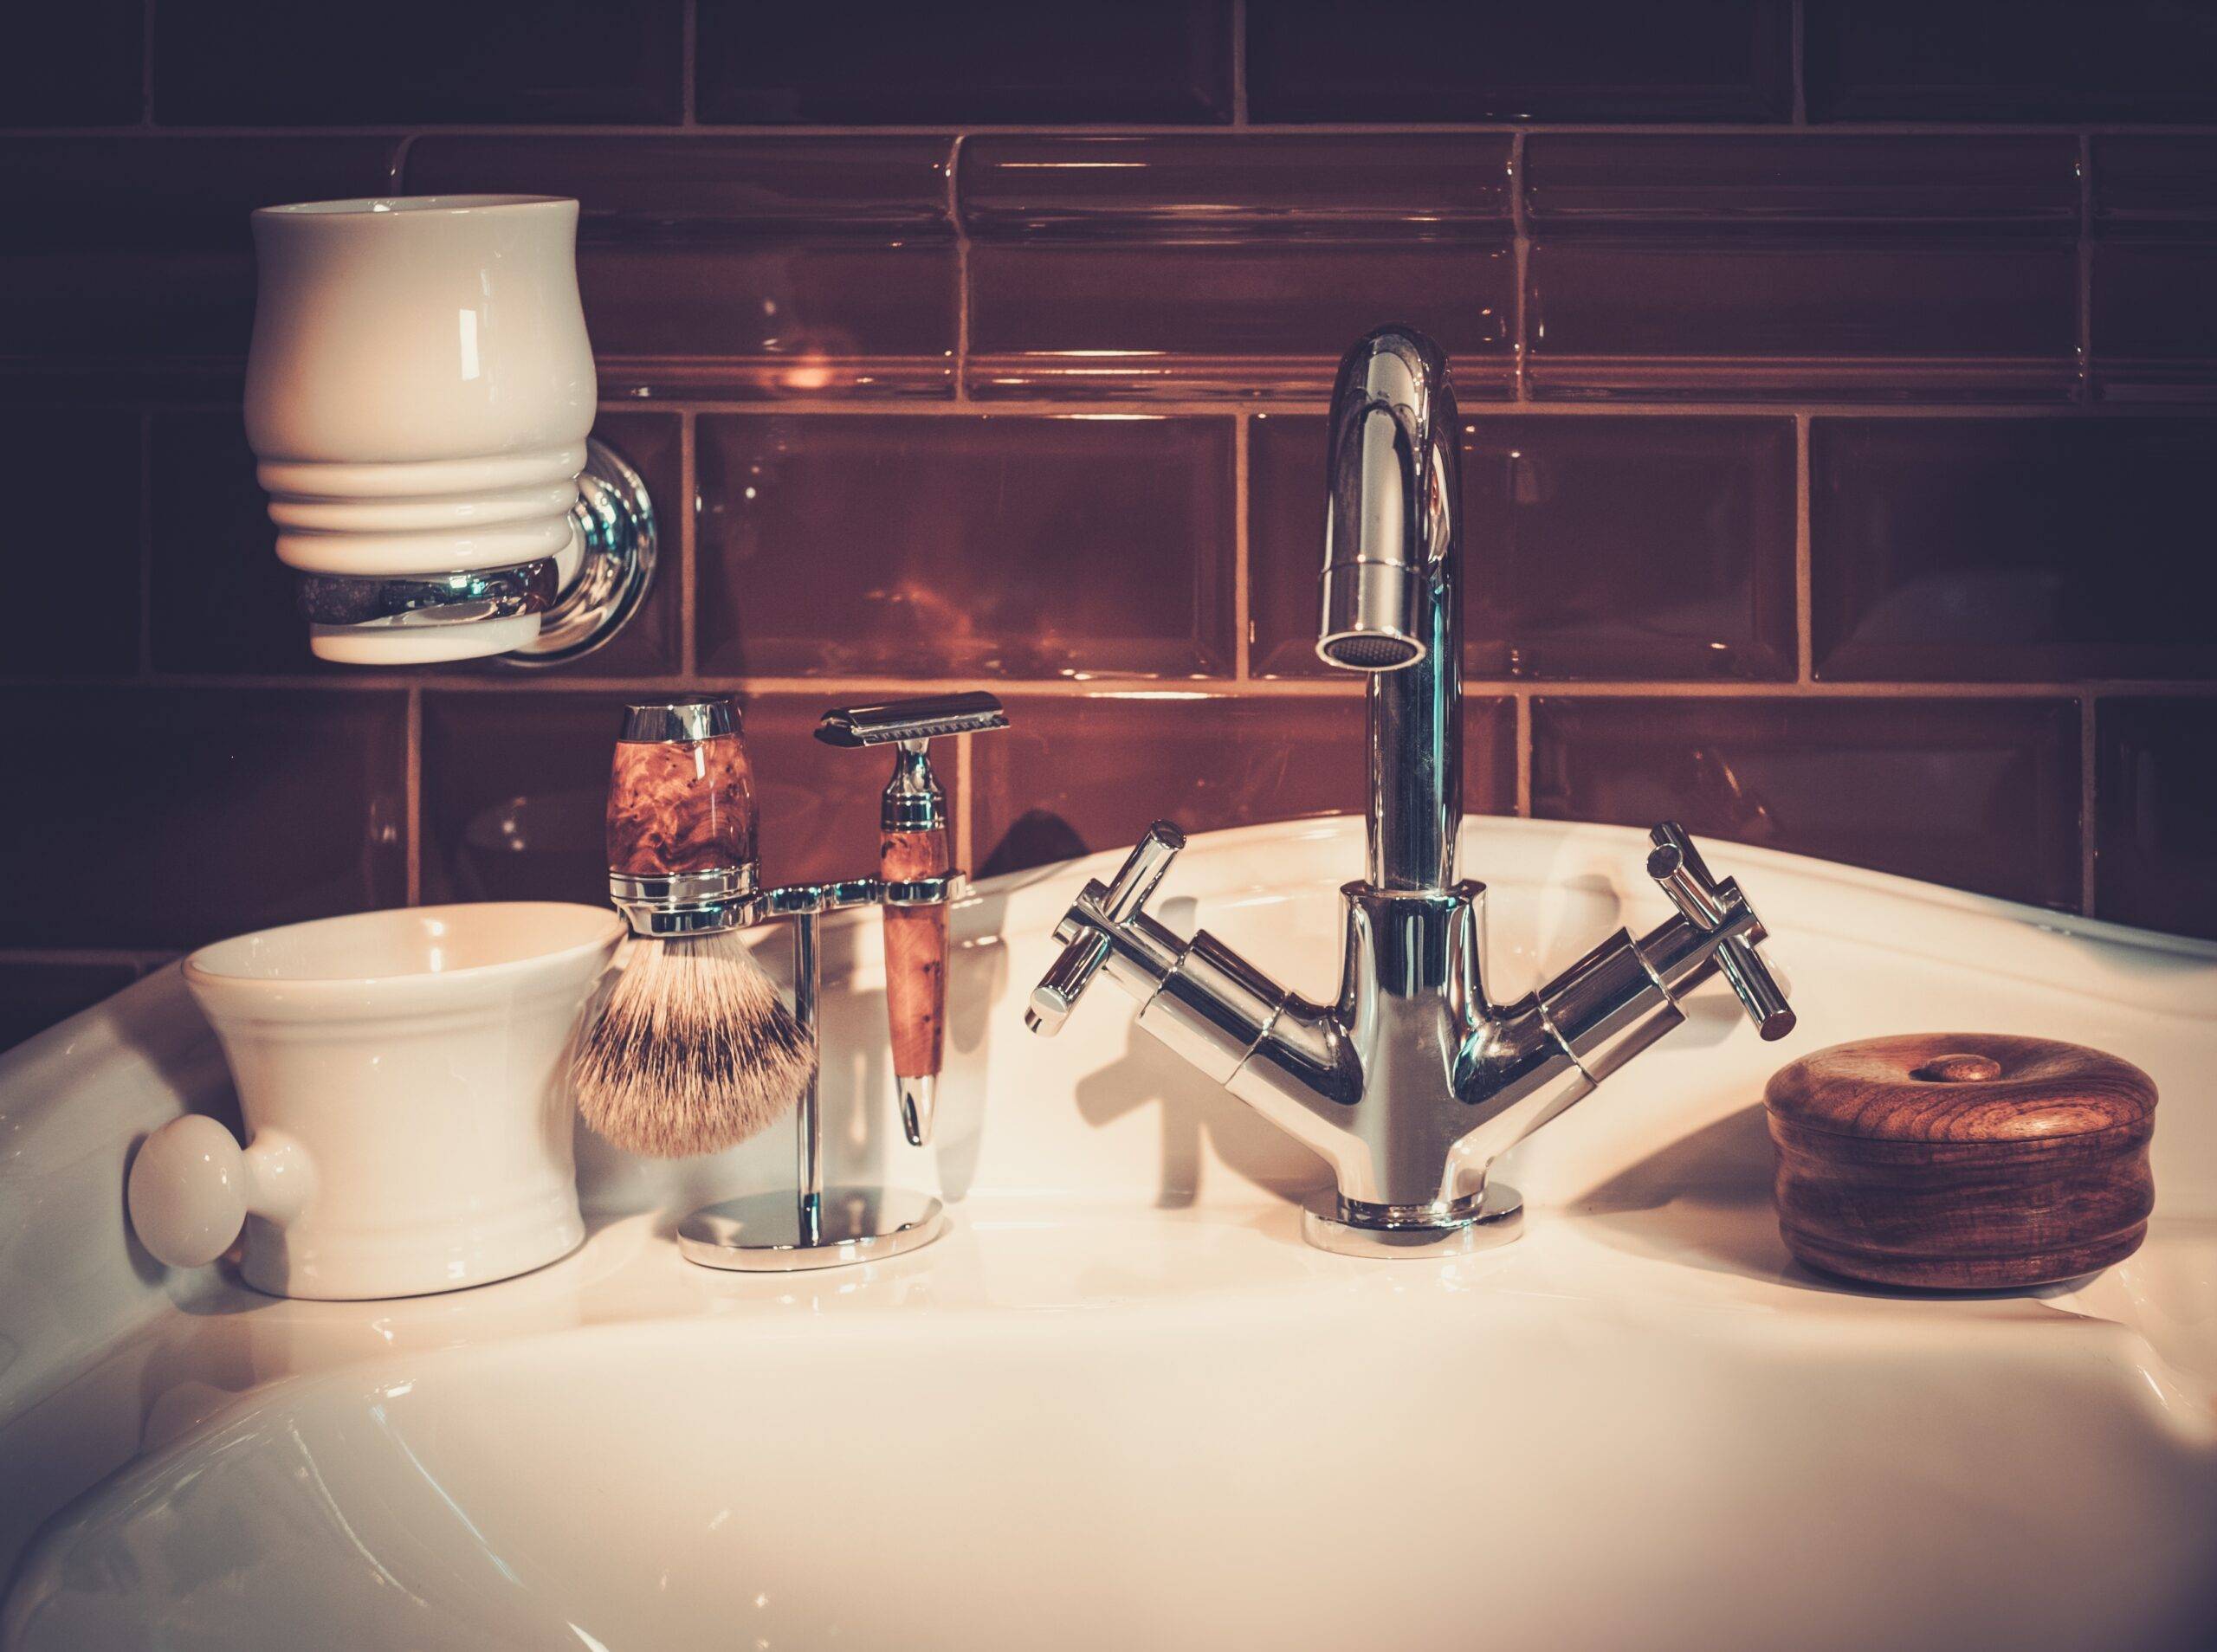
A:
881;826;949;1081
1764;1032;2157;1290
606;732;757;877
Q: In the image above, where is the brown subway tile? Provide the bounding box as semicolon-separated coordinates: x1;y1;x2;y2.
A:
1811;419;2217;682
0;686;407;949
153;0;682;125
1251;414;1794;681
2092;139;2217;404
1524;136;2080;403
696;2;1232;125
148;410;305;674
3;407;141;676
407;138;955;401
1531;696;2082;909
420;691;886;904
2096;698;2217;940
962;136;1514;401
1806;1;2217;123
696;415;1234;678
0;138;397;389
146;411;683;677
972;691;1515;875
0;960;145;1052
1248;1;1791;123
3;0;143;127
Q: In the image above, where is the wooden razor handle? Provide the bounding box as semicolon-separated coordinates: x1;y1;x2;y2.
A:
881;824;949;1140
606;730;757;877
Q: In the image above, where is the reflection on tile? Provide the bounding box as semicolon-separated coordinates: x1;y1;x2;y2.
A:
1251;414;1794;680
2097;699;2217;940
972;692;1514;875
2092;139;2217;403
697;3;1232;125
1248;1;1791;122
3;407;141;675
421;692;887;905
0;960;144;1053
1812;420;2217;681
0;139;398;384
407;138;957;400
154;0;683;124
697;415;1234;678
1806;1;2217;122
963;136;1514;400
0;687;407;948
1525;136;2080;402
3;0;143;126
1532;696;2081;907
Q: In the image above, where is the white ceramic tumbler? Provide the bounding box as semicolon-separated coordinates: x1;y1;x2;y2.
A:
128;903;622;1300
243;196;598;666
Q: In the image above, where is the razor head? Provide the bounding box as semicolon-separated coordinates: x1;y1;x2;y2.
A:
815;691;1007;749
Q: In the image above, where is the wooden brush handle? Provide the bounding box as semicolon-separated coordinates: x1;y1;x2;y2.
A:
881;826;949;1081
606;732;757;876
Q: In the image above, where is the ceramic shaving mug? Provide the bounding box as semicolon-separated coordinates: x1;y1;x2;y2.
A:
243;195;598;667
127;904;623;1300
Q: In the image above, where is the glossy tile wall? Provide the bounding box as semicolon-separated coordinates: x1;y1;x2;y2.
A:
3;0;2214;1046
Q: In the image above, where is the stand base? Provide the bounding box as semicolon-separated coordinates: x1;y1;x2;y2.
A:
675;1187;947;1273
1301;1182;1524;1259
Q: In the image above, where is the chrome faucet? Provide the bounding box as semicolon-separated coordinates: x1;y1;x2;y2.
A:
1023;326;1795;1257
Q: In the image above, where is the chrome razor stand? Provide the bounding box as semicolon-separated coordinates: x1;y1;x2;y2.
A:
667;694;1006;1273
675;907;949;1274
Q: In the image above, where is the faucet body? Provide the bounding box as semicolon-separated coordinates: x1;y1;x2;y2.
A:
1027;327;1794;1255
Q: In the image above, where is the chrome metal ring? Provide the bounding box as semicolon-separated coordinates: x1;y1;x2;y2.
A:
503;436;659;668
609;865;759;937
294;558;559;629
881;872;969;907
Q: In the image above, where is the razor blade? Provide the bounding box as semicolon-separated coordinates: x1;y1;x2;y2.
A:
814;692;1007;749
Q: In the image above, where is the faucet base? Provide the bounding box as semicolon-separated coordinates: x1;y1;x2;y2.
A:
1300;1182;1523;1259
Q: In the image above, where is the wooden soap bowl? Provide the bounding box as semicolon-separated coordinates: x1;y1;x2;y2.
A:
1763;1032;2156;1291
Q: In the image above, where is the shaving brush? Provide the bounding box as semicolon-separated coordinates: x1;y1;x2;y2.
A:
573;700;814;1157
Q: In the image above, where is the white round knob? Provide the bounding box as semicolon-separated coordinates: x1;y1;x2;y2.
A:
128;1115;249;1269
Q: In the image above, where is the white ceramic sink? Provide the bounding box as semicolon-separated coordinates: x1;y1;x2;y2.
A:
3;818;2214;1650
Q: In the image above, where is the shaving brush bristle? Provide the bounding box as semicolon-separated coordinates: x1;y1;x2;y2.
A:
574;928;815;1158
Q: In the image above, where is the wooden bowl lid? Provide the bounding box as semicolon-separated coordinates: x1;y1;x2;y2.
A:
1763;1032;2156;1144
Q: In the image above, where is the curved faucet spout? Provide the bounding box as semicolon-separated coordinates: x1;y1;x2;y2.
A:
1317;325;1463;894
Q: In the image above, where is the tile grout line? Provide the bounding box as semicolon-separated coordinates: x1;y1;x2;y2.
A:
38;120;2217;139
948;134;971;403
404;686;423;907
680;0;697;126
1233;412;1251;679
1231;0;1249;126
139;0;156;125
679;411;699;676
1794;412;1813;681
1514;694;1533;817
10;672;2210;701
2079;693;2099;915
2077;131;2095;403
1790;0;1807;126
0;946;178;971
1509;130;1530;402
136;410;153;674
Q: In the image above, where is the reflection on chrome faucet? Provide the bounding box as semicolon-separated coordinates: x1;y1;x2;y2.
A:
1024;326;1795;1257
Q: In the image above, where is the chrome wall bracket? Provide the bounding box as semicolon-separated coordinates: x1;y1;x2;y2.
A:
291;436;657;667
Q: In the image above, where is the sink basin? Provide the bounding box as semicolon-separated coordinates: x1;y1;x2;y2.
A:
3;817;2214;1649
